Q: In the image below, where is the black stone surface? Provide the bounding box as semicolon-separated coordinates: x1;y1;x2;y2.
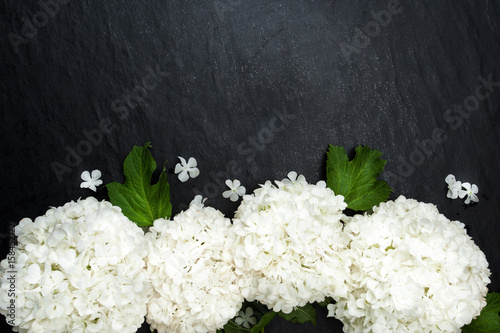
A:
1;1;499;332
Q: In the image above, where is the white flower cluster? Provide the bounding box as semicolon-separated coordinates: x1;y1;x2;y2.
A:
328;196;491;333
230;172;351;314
145;198;243;333
0;197;151;333
0;176;491;333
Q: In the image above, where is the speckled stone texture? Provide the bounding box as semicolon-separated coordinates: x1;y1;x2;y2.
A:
1;1;499;332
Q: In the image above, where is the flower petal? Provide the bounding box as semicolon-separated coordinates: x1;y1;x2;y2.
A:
445;174;456;185
187;157;197;168
81;171;91;182
447;190;458;199
230;193;239;202
174;163;184;174
178;170;189;182
471;184;478;193
91;169;102;180
24;264;41;284
245;307;253;316
225;179;233;188
190;195;204;207
287;171;298;182
449;181;462;191
236;186;246;196
461;182;471;191
188;167;200;178
178;156;187;166
222;190;233;199
233;179;241;188
296;174;306;183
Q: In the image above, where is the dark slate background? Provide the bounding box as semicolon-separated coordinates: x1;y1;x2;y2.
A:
1;1;499;332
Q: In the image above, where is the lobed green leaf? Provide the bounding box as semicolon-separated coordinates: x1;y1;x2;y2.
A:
106;142;172;226
278;303;316;326
326;145;392;211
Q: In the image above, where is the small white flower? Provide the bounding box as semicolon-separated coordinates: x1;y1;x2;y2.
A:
235;307;257;328
280;171;307;186
189;195;207;207
222;179;246;202
174;157;200;182
459;182;479;204
445;174;461;199
80;169;103;192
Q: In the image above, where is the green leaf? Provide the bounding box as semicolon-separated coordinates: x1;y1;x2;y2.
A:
278;303;316;326
251;311;277;333
106;142;172;226
317;297;335;307
462;292;500;333
326;145;392;211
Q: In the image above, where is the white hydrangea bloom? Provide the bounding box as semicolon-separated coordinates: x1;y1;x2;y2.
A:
146;199;243;333
0;197;152;333
328;196;491;333
229;171;350;314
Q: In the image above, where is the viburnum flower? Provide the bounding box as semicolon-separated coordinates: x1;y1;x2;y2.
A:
280;171;306;186
235;307;257;328
80;169;103;191
459;182;479;204
174;156;200;182
222;179;246;202
445;174;461;199
145;198;243;333
328;196;490;333
229;171;350;314
0;197;152;333
190;194;207;207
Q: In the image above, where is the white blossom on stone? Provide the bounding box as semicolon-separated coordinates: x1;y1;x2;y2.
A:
459;182;479;204
174;157;200;182
445;174;462;199
80;169;103;191
222;179;246;202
